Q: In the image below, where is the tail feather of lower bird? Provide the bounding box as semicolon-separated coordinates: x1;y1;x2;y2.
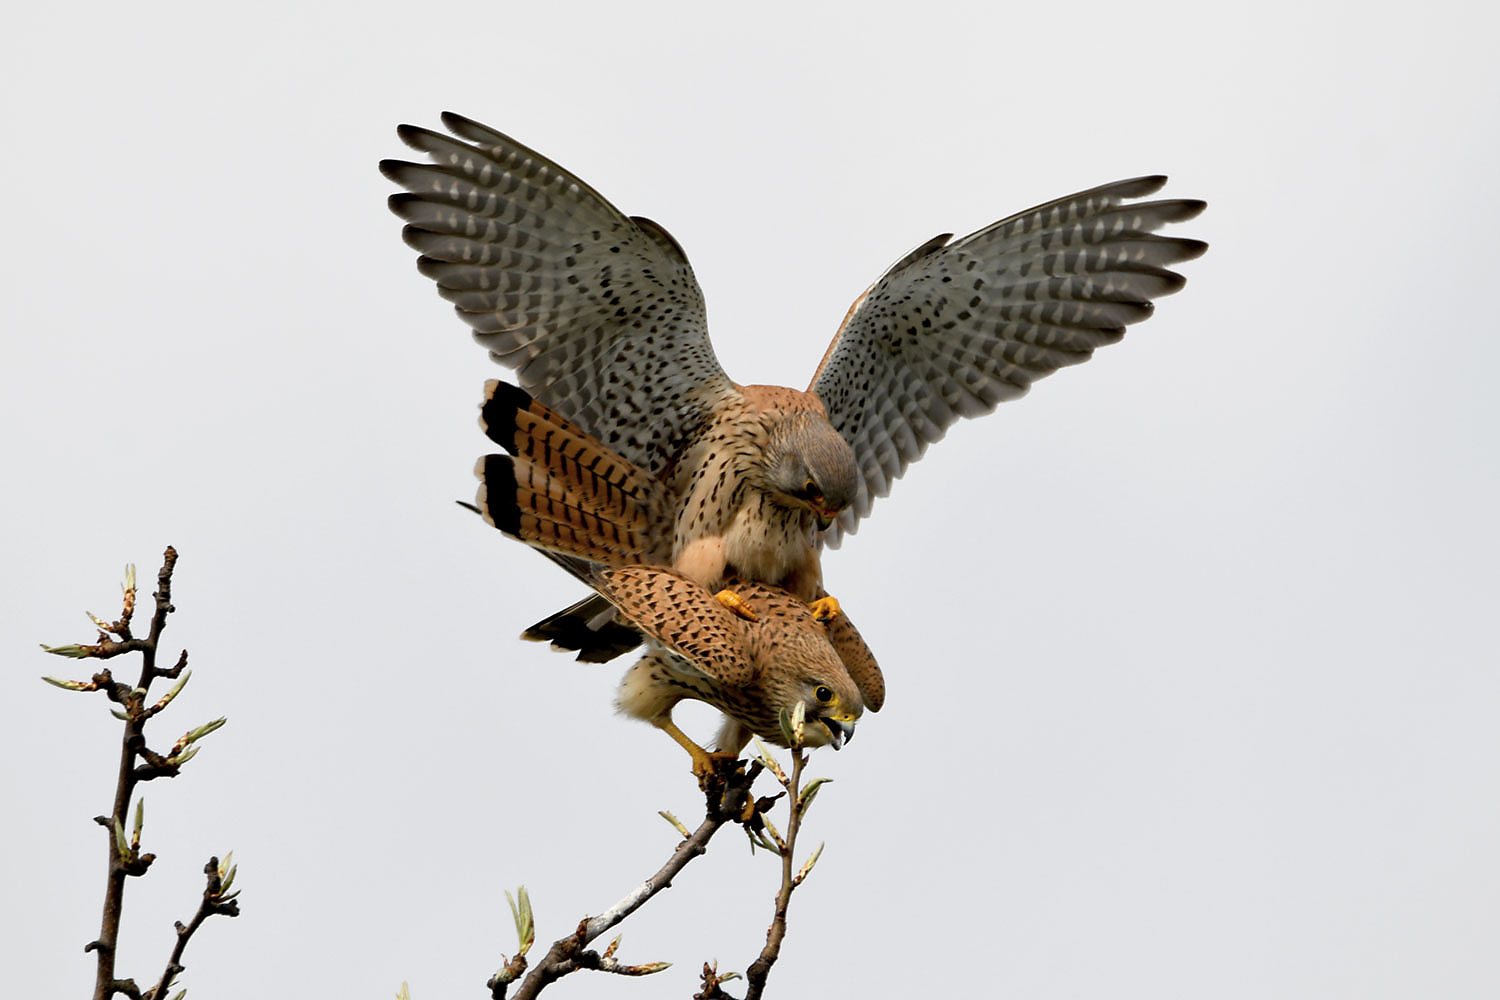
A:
519;590;643;663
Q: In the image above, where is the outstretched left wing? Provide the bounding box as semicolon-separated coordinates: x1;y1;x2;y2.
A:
382;113;738;480
809;175;1205;545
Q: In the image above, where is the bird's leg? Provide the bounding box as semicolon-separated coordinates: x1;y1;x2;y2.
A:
808;594;842;622
656;717;741;789
714;588;759;622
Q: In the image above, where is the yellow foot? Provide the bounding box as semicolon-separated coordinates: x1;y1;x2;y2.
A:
809;595;842;622
692;750;744;791
715;587;759;622
658;717;743;790
738;797;757;824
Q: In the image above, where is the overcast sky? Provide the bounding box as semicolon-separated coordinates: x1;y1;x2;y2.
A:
6;2;1498;997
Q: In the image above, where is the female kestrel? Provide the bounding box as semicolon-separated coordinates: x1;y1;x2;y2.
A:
381;112;1206;659
589;565;883;775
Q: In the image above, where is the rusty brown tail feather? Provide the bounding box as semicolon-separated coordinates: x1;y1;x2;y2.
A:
473;379;670;661
474;379;669;567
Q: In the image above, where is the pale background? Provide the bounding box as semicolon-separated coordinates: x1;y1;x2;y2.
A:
5;2;1497;997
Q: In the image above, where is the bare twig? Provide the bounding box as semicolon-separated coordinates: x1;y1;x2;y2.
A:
144;856;241;1000
741;749;809;1000
43;548;237;999
730;721;830;1000
695;961;742;999
492;761;764;1000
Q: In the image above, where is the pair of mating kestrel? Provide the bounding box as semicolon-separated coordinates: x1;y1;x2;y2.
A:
382;113;1205;776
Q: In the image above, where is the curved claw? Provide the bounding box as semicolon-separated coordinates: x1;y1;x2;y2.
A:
715;588;759;622
808;595;842;622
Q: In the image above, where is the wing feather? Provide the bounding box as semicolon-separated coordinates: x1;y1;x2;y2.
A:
382;113;737;479
593;567;754;688
809;176;1205;544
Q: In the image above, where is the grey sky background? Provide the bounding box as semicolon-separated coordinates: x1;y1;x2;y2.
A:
6;2;1497;997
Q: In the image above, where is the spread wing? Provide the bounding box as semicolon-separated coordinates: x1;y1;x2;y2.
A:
593;567;754;688
381;112;737;479
808;175;1206;545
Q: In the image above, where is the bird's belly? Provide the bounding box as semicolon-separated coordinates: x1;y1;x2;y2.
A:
721;508;818;597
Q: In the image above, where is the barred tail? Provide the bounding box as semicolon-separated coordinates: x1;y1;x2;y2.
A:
474;379;669;567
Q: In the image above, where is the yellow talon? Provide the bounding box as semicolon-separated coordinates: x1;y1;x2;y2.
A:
658;717;741;789
808;595;842;622
715;588;759;622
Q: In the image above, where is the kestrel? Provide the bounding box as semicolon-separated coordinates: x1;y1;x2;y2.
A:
381;112;1206;661
588;565;883;774
471;374;888;740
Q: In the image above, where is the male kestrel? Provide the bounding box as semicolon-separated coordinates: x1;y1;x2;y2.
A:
588;565;883;775
381;112;1206;660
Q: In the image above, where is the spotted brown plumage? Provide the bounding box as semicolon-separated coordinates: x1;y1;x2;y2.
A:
471;375;887;717
382;113;1205;658
592;567;877;766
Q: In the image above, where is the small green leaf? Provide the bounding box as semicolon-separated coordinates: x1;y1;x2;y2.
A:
505;887;534;956
657;810;691;837
760;812;785;852
182;717;227;746
751;737;787;783
40;645;91;659
794;841;826;884
219;852;237;892
165;746;201;767
132;799;145;846
42;674;93;690
627;962;672;976
151;670;192;713
798;777;832;815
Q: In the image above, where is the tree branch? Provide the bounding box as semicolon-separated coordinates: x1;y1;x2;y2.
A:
742;750;808;1000
493;761;764;1000
144;856;241;1000
42;548;236;1000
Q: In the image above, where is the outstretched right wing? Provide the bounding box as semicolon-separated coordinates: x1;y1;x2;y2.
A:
809;176;1206;546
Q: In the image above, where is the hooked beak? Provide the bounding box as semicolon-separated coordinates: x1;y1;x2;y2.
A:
819;715;856;750
815;509;838;530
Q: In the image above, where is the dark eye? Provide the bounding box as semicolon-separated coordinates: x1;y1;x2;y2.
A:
814;685;834;704
802;479;824;502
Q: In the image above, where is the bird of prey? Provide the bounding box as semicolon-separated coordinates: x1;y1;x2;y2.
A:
589;565;883;776
381;112;1206;661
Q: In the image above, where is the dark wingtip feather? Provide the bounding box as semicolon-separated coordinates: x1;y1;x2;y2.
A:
478;379;534;452
1176;199;1208;221
394;123;430;150
1169;237;1210;263
440;110;476;131
475;454;521;537
387;192;423;220
441;111;508;146
1107;175;1169;199
377;157;414;182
